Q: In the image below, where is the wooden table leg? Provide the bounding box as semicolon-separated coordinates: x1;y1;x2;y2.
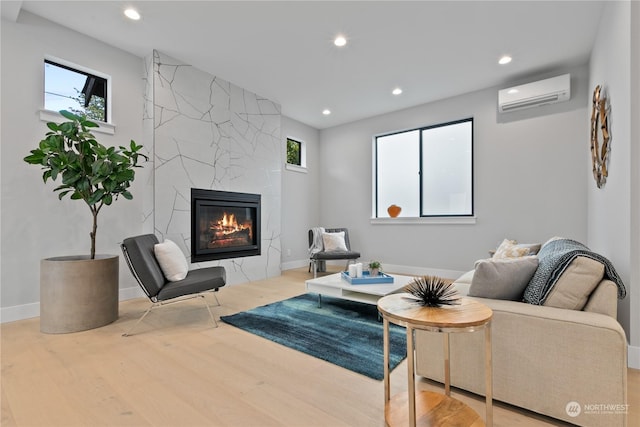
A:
383;317;390;403
485;322;493;427
407;326;416;427
443;332;451;396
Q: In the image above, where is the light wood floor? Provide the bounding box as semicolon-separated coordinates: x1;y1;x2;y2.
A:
2;267;638;426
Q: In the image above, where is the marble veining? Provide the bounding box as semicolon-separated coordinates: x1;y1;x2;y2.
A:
146;50;282;283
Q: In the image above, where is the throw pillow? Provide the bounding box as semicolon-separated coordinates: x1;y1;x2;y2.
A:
322;232;348;251
469;256;539;300
517;243;542;255
492;238;531;259
154;239;189;282
543;256;604;310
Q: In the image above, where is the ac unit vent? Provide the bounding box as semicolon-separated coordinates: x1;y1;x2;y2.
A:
499;74;570;113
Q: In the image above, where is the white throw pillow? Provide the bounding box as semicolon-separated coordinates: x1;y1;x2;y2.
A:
154;239;189;282
322;232;348;252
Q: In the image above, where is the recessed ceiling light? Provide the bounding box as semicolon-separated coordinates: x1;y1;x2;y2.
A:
392;88;403;96
124;8;141;20
334;36;347;47
508;89;519;94
498;55;512;65
322;109;331;115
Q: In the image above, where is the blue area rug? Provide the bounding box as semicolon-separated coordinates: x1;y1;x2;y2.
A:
221;293;407;380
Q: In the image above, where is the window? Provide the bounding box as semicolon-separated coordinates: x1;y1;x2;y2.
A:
44;59;109;122
285;137;307;172
374;118;473;218
286;138;302;165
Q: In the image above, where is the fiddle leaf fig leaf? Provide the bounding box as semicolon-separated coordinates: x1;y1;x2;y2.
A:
23;110;147;259
59;110;80;121
81;119;99;128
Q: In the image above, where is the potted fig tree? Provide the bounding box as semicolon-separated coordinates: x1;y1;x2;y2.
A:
24;110;146;333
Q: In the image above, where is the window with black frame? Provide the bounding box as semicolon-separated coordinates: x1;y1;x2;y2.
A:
44;60;108;122
374;118;473;218
286;137;305;167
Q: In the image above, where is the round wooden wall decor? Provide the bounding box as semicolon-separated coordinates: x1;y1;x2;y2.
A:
590;85;610;188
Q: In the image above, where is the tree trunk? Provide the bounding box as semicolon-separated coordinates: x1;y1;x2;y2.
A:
90;207;98;259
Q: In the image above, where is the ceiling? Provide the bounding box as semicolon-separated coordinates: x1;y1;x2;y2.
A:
5;1;605;129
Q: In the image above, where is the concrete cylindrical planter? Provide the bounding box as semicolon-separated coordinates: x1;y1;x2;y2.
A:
40;255;119;334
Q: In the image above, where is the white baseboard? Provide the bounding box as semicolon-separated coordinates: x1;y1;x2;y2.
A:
120;285;146;300
0;286;145;324
0;302;40;323
629;345;640;369
281;259;310;270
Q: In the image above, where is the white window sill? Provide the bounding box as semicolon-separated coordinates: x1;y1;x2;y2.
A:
371;216;477;225
39;109;115;135
285;163;308;174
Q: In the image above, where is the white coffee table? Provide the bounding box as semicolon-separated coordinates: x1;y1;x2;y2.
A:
305;272;415;306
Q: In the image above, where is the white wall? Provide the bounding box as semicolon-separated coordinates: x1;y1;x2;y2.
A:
1;11;147;321
280;116;321;270
318;65;590;275
588;0;638;365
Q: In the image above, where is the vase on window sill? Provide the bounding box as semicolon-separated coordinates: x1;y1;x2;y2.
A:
387;204;401;218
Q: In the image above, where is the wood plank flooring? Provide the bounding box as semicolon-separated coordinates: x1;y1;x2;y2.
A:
2;267;638;426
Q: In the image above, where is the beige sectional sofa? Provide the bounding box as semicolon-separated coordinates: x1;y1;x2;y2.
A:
415;242;628;427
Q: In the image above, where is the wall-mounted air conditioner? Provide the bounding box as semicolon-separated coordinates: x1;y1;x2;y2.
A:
498;74;570;113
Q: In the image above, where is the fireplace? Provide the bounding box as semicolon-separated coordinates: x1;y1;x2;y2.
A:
191;188;261;262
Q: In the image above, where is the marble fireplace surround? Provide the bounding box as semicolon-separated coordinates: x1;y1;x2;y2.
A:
144;50;282;284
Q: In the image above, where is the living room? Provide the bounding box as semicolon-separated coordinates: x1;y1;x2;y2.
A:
1;1;638;426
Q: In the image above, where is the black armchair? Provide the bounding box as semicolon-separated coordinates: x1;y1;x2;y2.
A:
308;227;360;278
121;234;226;336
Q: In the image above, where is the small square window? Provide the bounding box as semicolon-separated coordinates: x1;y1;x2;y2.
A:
286;137;304;166
44;60;108;122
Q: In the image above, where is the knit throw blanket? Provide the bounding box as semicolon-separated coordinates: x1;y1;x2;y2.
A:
309;227;325;255
523;238;626;305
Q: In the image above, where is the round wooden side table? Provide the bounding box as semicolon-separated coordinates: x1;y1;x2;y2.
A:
378;294;493;427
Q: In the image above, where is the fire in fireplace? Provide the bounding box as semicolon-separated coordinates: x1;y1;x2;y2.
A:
191;188;261;262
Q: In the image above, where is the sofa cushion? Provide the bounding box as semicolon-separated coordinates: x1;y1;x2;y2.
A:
452;270;473;296
543;256;604;310
468;256;539;300
523;238;626;305
516;243;542;255
583;280;618;317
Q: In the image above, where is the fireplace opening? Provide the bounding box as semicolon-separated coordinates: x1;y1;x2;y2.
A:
191;189;261;262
